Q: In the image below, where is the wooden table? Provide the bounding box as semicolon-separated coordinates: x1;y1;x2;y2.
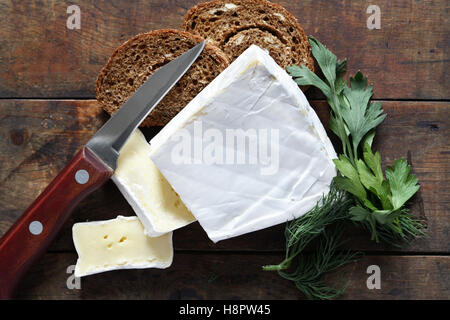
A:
0;0;448;300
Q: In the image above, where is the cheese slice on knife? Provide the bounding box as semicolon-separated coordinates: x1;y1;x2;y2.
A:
72;216;173;277
149;45;337;243
112;129;195;237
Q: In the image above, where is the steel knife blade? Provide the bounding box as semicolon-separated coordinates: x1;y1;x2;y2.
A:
87;41;205;170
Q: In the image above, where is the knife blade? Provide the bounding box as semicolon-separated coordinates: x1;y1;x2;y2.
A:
87;41;205;170
0;41;205;299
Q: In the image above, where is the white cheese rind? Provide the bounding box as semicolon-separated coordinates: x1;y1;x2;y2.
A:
149;45;337;243
72;216;173;277
112;129;195;237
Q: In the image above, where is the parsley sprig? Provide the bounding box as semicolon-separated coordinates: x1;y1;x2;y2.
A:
287;36;425;243
264;37;426;300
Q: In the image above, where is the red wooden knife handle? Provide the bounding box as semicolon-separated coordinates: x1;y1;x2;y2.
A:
0;146;113;299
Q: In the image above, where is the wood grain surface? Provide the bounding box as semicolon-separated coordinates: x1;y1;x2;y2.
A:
0;100;448;253
14;252;449;300
0;0;448;300
0;0;448;99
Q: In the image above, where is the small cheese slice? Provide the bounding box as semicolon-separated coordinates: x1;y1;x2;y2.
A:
72;216;173;277
112;129;195;237
149;45;337;243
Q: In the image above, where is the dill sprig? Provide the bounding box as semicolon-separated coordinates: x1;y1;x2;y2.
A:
263;182;352;272
263;183;361;300
278;228;361;300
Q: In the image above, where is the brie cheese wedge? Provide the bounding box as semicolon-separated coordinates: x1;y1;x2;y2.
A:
112;129;195;237
149;45;337;243
72;216;173;277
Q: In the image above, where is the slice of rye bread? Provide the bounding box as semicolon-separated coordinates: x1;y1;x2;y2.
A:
183;0;314;72
95;29;229;127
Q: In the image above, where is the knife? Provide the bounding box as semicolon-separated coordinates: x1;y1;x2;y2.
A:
0;41;205;299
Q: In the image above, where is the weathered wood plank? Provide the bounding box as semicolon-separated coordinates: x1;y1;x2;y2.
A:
0;0;447;99
14;253;450;299
0;100;448;253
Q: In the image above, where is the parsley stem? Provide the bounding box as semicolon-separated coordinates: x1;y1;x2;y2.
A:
329;93;355;165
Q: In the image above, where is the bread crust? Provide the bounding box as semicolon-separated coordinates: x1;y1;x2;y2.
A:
183;0;314;72
95;29;229;127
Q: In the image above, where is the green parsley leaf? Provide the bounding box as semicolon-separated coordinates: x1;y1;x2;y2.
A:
362;143;383;181
333;155;366;201
286;65;331;97
357;145;392;210
309;36;338;90
340;72;386;157
385;159;420;210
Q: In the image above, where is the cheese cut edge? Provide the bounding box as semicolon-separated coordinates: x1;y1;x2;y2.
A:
72;215;173;277
112;129;196;237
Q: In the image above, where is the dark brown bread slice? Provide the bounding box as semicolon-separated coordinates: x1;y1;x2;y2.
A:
95;29;229;127
183;0;314;72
